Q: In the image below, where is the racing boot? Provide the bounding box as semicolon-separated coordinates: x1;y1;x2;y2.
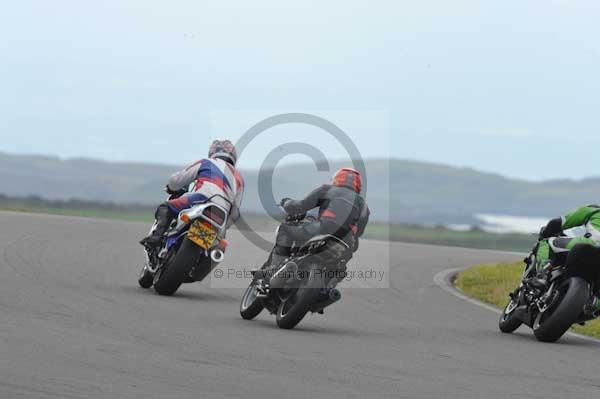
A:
140;203;174;248
525;261;554;291
526;277;548;291
254;245;289;278
253;248;290;294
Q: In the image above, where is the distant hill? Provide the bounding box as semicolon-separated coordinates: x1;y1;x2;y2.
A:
1;152;599;224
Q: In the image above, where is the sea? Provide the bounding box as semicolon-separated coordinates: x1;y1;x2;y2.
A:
449;214;587;236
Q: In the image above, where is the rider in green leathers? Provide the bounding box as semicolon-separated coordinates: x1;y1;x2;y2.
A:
535;204;600;314
537;205;600;265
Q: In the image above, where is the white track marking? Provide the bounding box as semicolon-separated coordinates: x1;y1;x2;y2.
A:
433;267;600;344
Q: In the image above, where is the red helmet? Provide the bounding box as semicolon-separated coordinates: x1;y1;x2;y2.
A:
332;168;362;193
208;139;238;166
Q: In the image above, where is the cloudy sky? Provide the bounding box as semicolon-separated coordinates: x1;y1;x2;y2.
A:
1;1;599;180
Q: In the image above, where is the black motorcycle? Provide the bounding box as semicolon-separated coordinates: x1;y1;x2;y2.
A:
499;240;600;342
138;191;231;296
239;212;351;329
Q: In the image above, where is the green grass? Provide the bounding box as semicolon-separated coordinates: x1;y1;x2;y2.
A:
0;200;533;252
455;262;600;339
0;203;154;222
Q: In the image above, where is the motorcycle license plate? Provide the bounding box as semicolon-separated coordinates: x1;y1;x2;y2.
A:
188;220;217;249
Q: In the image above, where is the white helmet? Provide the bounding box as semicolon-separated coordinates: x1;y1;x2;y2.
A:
208;139;238;166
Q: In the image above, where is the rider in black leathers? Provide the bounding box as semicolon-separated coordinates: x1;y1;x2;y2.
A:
267;168;370;270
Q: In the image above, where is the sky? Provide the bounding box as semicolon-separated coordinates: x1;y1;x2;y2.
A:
1;0;599;180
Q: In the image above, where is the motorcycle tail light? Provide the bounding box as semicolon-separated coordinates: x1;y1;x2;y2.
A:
203;206;226;226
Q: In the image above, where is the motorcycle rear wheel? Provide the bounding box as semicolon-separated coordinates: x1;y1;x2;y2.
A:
154;238;201;296
276;265;324;330
533;277;589;343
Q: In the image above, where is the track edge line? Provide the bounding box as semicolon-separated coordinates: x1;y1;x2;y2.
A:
433;267;600;345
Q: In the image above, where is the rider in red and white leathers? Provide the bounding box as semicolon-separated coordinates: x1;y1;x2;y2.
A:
140;140;244;247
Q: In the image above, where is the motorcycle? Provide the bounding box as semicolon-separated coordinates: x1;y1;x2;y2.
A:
138;191;231;296
499;239;600;342
239;210;351;329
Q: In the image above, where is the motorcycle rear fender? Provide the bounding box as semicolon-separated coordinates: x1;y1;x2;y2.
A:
169;202;228;236
165;231;187;250
301;235;351;262
301;234;349;249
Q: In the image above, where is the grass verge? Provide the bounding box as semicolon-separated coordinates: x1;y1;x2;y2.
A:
0;196;534;252
455;262;600;339
0;205;534;251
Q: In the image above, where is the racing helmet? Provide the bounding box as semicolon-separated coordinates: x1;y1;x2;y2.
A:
208;139;238;166
332;167;362;193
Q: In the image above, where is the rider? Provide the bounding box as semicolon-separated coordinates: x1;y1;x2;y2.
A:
265;167;370;273
140;139;244;248
535;204;600;313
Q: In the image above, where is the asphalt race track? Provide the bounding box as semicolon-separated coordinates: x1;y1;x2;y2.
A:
1;211;599;399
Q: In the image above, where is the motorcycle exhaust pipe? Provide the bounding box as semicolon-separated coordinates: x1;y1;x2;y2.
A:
269;261;299;289
328;288;341;302
211;248;225;263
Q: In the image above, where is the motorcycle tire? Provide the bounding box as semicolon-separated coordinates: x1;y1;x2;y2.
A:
533;277;589;343
154;238;202;296
276;265;324;330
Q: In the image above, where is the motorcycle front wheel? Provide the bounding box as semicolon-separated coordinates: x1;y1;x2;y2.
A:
138;265;154;289
240;283;264;320
499;296;522;333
